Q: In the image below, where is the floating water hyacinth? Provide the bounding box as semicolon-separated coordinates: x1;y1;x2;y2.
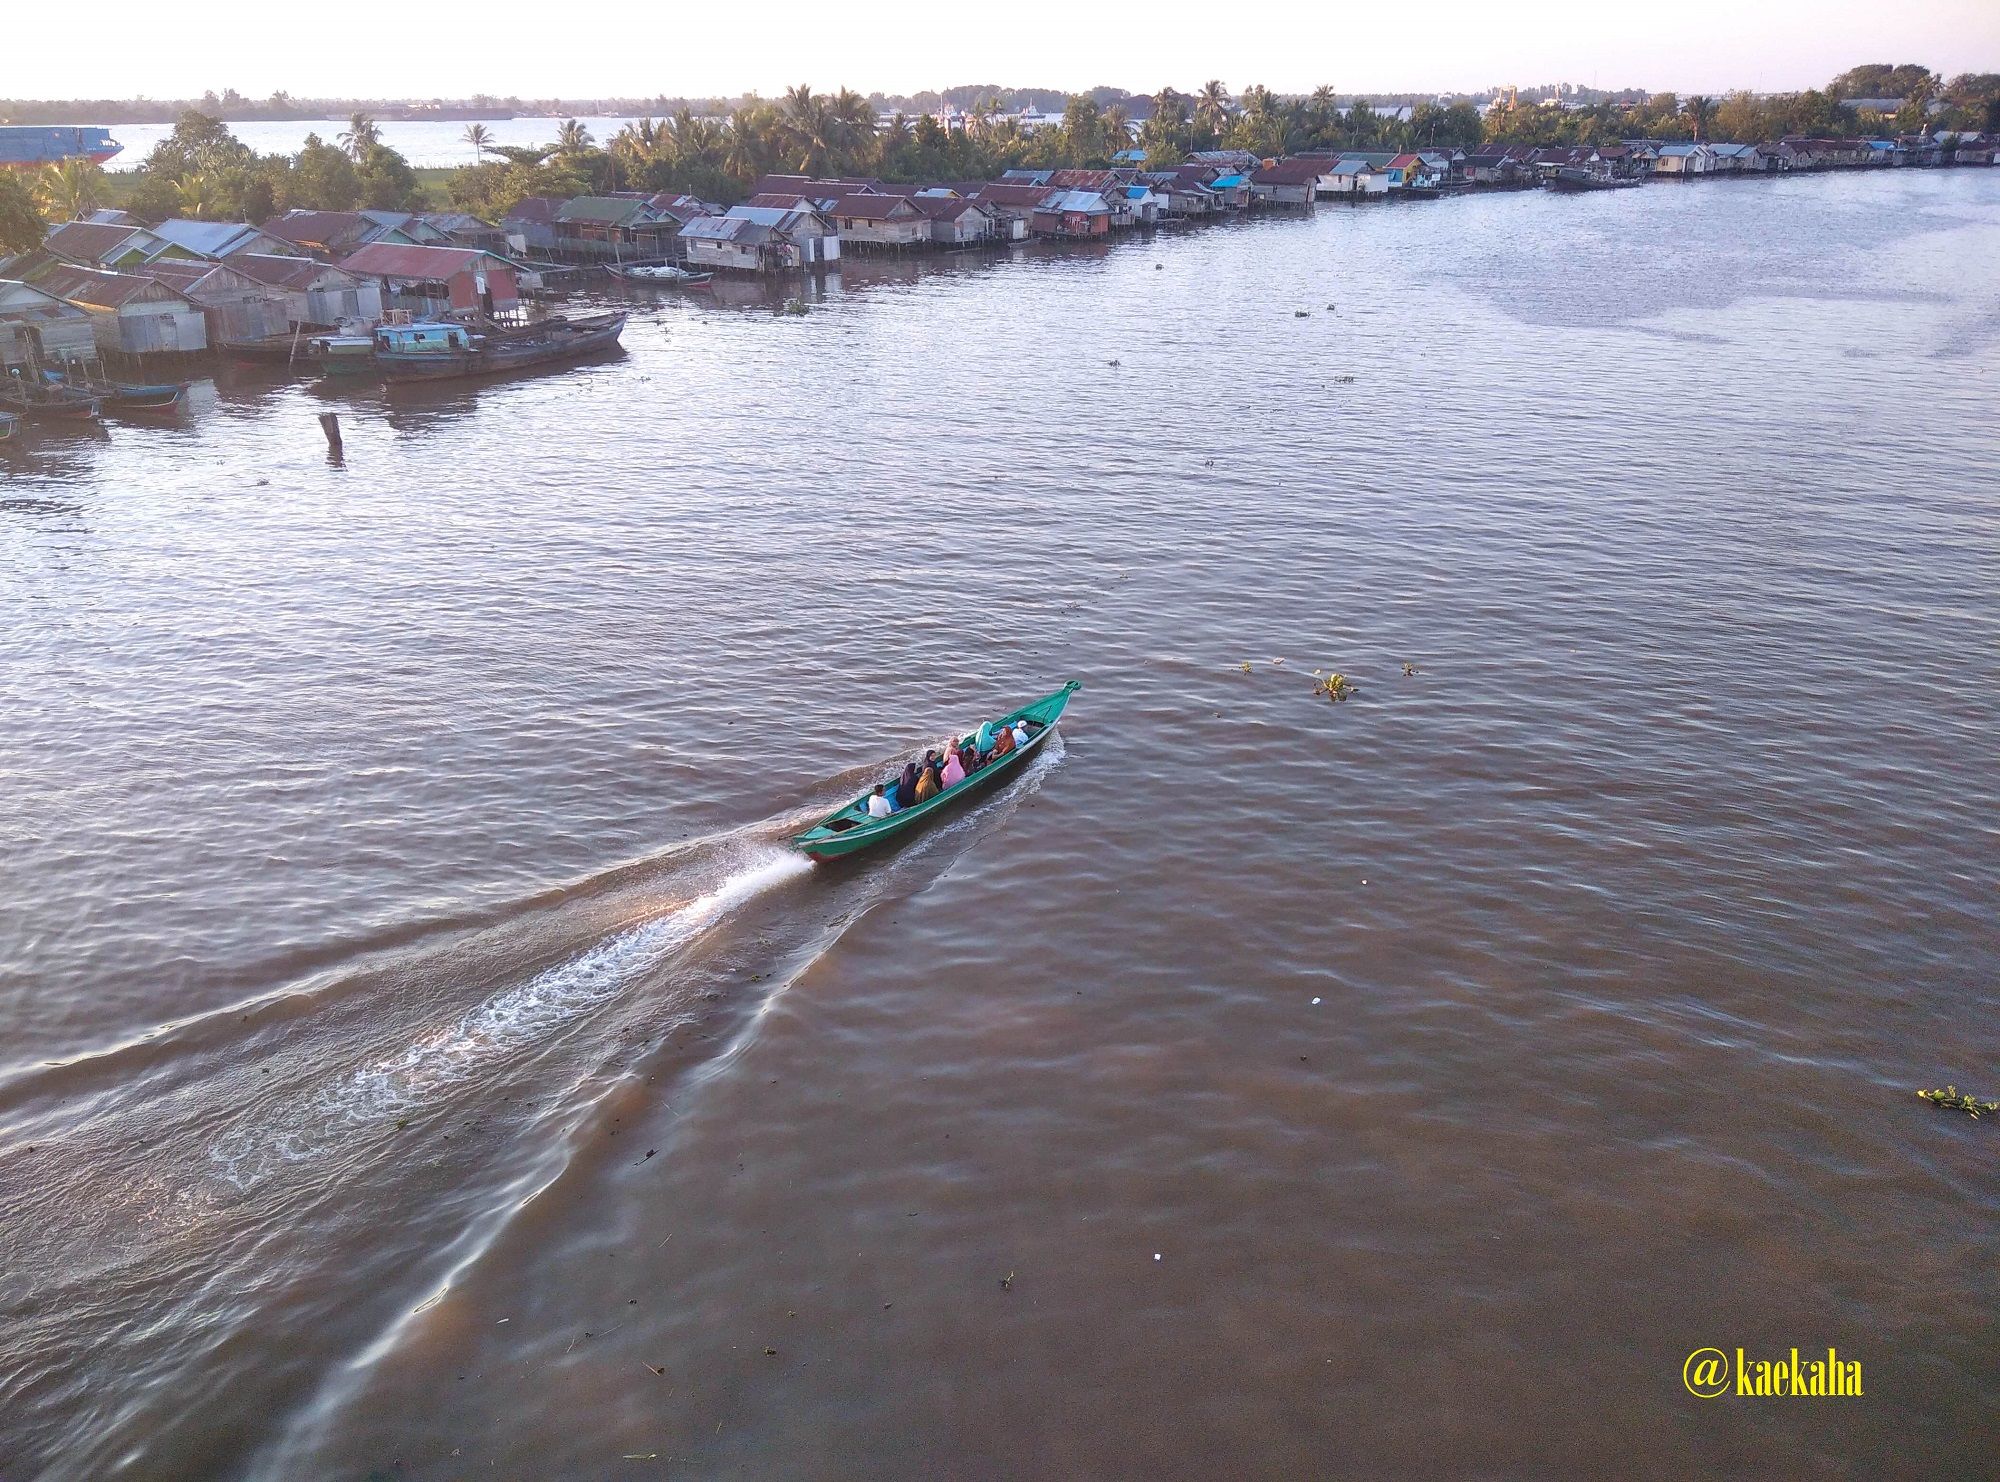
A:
1313;673;1355;702
1918;1086;1999;1119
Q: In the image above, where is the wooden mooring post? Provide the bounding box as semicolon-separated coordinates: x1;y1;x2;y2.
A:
319;412;343;454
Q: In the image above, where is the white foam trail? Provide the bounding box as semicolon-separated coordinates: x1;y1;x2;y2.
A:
209;850;810;1188
332;850;810;1122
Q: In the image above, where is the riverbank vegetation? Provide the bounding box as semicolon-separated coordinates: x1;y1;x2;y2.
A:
18;63;1997;232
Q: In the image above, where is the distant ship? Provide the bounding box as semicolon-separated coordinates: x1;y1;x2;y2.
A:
0;126;123;169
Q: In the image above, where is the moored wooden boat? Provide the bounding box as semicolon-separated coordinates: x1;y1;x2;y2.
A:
608;263;713;286
98;380;187;415
792;682;1080;861
0;377;101;421
374;312;628;384
0;409;17;441
37;368;186;416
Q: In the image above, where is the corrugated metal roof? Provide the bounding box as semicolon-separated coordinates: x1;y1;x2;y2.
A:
29;262;194;309
44;221;153;264
725;205;827;231
1041;190;1110;213
556;196;650;225
150;219;280;257
338;243;504;279
232;253;357;289
680;216;772;244
831;195;918;220
131;258;263;296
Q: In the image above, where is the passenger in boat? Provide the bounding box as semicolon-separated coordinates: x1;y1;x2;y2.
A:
959;741;982;775
989;723;1017;759
941;747;967;789
914;759;942;803
1011;720;1032;749
867;784;895;819
898;759;920;809
976;720;996;754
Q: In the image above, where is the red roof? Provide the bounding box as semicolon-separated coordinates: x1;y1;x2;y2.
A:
1386;153;1423;169
28;262;192;310
911;196;986;220
231;253;354;289
44;220;152;264
262;210;376;250
1047;168;1120;191
500;197;564;225
337;243;504;279
1252;157;1327;186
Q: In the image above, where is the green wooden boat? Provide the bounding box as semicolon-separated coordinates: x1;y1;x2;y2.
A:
792;681;1081;861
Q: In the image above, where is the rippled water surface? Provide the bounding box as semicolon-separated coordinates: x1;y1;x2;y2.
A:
3;172;1998;1479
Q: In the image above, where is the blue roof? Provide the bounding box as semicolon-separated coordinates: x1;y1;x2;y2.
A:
1209;173;1247;188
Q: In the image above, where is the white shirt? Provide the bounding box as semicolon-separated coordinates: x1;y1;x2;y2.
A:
867;793;893;818
1012;724;1030;748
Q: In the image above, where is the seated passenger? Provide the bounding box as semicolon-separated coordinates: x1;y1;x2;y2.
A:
867;784;895;818
960;742;981;775
990;723;1016;758
1011;720;1031;748
899;760;920;807
941;748;967;788
976;721;996;754
914;762;941;803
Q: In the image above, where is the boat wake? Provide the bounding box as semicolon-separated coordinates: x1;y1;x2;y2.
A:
0;737;1067;1482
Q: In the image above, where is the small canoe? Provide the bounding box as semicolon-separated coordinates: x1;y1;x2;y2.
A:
792;682;1080;861
102;381;187;415
608;264;712;286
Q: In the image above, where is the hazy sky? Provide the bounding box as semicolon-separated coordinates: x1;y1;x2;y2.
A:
11;0;1998;101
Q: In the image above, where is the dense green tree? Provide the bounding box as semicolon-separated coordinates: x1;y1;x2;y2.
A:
356;142;420;210
1828;64;1936;100
0;171;46;254
290;133;361;211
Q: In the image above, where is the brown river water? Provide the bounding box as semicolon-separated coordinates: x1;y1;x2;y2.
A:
2;171;1997;1479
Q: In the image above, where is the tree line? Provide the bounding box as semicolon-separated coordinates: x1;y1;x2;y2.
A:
2;66;1995;255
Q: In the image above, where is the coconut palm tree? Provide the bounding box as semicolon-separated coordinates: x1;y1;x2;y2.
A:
722;113;768;180
1102;103;1132;148
338;111;380;161
462;123;493;163
38;157;105;221
554;118;595;156
1196;80;1232;133
174;172;218;219
781;85;840;175
1683;95;1715;142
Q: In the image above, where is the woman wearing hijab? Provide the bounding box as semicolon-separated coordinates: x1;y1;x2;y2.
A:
898;759;920;809
914;757;941;803
990;723;1016;758
941;745;967;789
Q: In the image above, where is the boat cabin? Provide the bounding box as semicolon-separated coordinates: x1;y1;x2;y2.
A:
372;321;473;356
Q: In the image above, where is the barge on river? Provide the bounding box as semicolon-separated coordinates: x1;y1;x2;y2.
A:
370;313;627;383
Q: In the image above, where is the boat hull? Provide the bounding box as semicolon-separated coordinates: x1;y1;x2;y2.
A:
791;682;1079;860
377;314;627;383
0;391;101;421
103;383;186;414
